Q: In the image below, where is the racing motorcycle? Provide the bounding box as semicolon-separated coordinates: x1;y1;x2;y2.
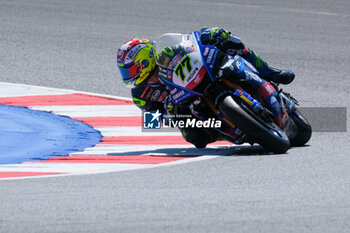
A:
154;32;312;153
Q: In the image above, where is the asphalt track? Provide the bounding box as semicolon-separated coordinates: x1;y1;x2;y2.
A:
0;0;350;232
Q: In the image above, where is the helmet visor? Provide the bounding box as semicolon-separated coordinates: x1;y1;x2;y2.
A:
118;63;140;86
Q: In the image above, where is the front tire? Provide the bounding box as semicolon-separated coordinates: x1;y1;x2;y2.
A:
218;96;290;154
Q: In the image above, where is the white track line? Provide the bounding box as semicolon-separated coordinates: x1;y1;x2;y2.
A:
96;126;181;137
0;82;72;97
29;105;141;117
0;155;218;180
71;144;232;156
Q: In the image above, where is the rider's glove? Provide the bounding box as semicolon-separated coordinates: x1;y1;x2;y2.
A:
200;27;230;48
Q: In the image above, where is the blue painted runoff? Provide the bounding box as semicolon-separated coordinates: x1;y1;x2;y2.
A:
0;105;102;164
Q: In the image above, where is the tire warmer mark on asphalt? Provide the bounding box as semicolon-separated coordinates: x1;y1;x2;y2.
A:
0;82;233;180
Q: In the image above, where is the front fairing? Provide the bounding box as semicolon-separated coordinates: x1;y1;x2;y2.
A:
154;32;220;104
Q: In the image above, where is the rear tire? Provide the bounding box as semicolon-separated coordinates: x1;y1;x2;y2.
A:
290;110;312;146
218;96;290;154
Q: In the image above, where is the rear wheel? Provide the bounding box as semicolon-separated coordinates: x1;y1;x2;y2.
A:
290;110;312;146
218;95;290;154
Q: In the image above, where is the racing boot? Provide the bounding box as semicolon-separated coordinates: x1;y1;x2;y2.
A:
245;50;295;85
181;127;219;149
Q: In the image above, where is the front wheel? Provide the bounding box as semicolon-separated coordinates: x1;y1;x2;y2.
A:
218;96;290;154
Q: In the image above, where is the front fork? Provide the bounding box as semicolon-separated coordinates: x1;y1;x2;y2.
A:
203;97;245;144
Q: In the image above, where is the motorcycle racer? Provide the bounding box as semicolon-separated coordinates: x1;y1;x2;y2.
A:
117;27;295;148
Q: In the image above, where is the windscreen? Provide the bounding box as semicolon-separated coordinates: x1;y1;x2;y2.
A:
154;33;195;63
